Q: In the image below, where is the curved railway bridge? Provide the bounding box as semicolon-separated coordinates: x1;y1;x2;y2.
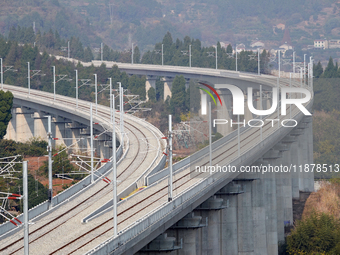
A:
0;62;314;255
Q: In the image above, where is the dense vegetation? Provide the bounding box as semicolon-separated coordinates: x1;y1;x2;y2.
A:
0;90;13;139
140;32;271;73
312;58;340;178
281;179;340;254
286;212;340;254
4;27;271;75
0;35;149;105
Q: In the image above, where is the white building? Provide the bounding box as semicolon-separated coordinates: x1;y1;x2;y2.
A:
314;40;328;49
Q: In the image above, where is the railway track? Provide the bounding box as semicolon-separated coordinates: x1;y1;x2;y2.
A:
0;85;162;254
0;79;308;254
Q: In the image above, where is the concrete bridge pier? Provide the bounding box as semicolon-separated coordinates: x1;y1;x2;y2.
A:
63;120;73;150
234;178;254;255
216;182;242;255
138;233;182;255
195;196;225;255
247;162;269;255
97;134;110;160
145;76;157;101
286;135;300;199
4;107;17;141
262;91;272;111
279;140;294;227
255;90;263;114
79;127;91;157
216;90;233;135
33;112;47;140
15;107;34;142
291;126;306;193
162;77;173;101
298;118;314;192
70;122;82;154
272;143;290;243
262;149;281;255
304;116;314;192
53;117;67;149
80;127;90;155
166;212;205;255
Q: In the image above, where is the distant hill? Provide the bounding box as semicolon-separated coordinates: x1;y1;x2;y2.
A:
0;0;100;46
1;0;340;52
57;0;340;50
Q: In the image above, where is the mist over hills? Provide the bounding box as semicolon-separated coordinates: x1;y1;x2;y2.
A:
1;0;340;51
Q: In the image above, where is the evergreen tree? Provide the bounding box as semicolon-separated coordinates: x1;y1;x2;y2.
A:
226;44;233;53
188;80;200;113
148;87;156;102
103;44;110;61
84;47;93;62
5;42;17;66
23;27;35;44
170;75;187;117
324;57;336;78
0;91;13;139
314;61;323;78
162;32;173;48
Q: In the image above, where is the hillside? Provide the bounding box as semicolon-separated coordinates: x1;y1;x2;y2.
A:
1;0;340;52
0;0;100;46
56;0;340;50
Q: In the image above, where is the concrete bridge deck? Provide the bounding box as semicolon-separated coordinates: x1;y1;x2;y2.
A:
0;84;166;254
0;59;314;255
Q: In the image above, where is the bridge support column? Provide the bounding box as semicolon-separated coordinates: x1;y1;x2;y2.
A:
262;149;280;255
146;76;157;101
289;126;306;197
234;178;254;255
195;196;225;255
262;91;272;110
54;117;67;148
139;233;182;254
97;135;109;160
162;77;173;101
298;119;314;192
33;112;47;140
247;162;269;255
304;116;314;192
273;143;290;243
216;90;233;135
217;182;243;255
4;107;17;141
253;91;267;110
16;107;34;142
279;140;294;228
244;91;255;122
71;122;82;154
166;212;205;255
282;134;299;199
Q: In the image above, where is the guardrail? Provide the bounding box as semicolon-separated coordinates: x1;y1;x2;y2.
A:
0;85;166;238
0;87;125;237
85;77;313;255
